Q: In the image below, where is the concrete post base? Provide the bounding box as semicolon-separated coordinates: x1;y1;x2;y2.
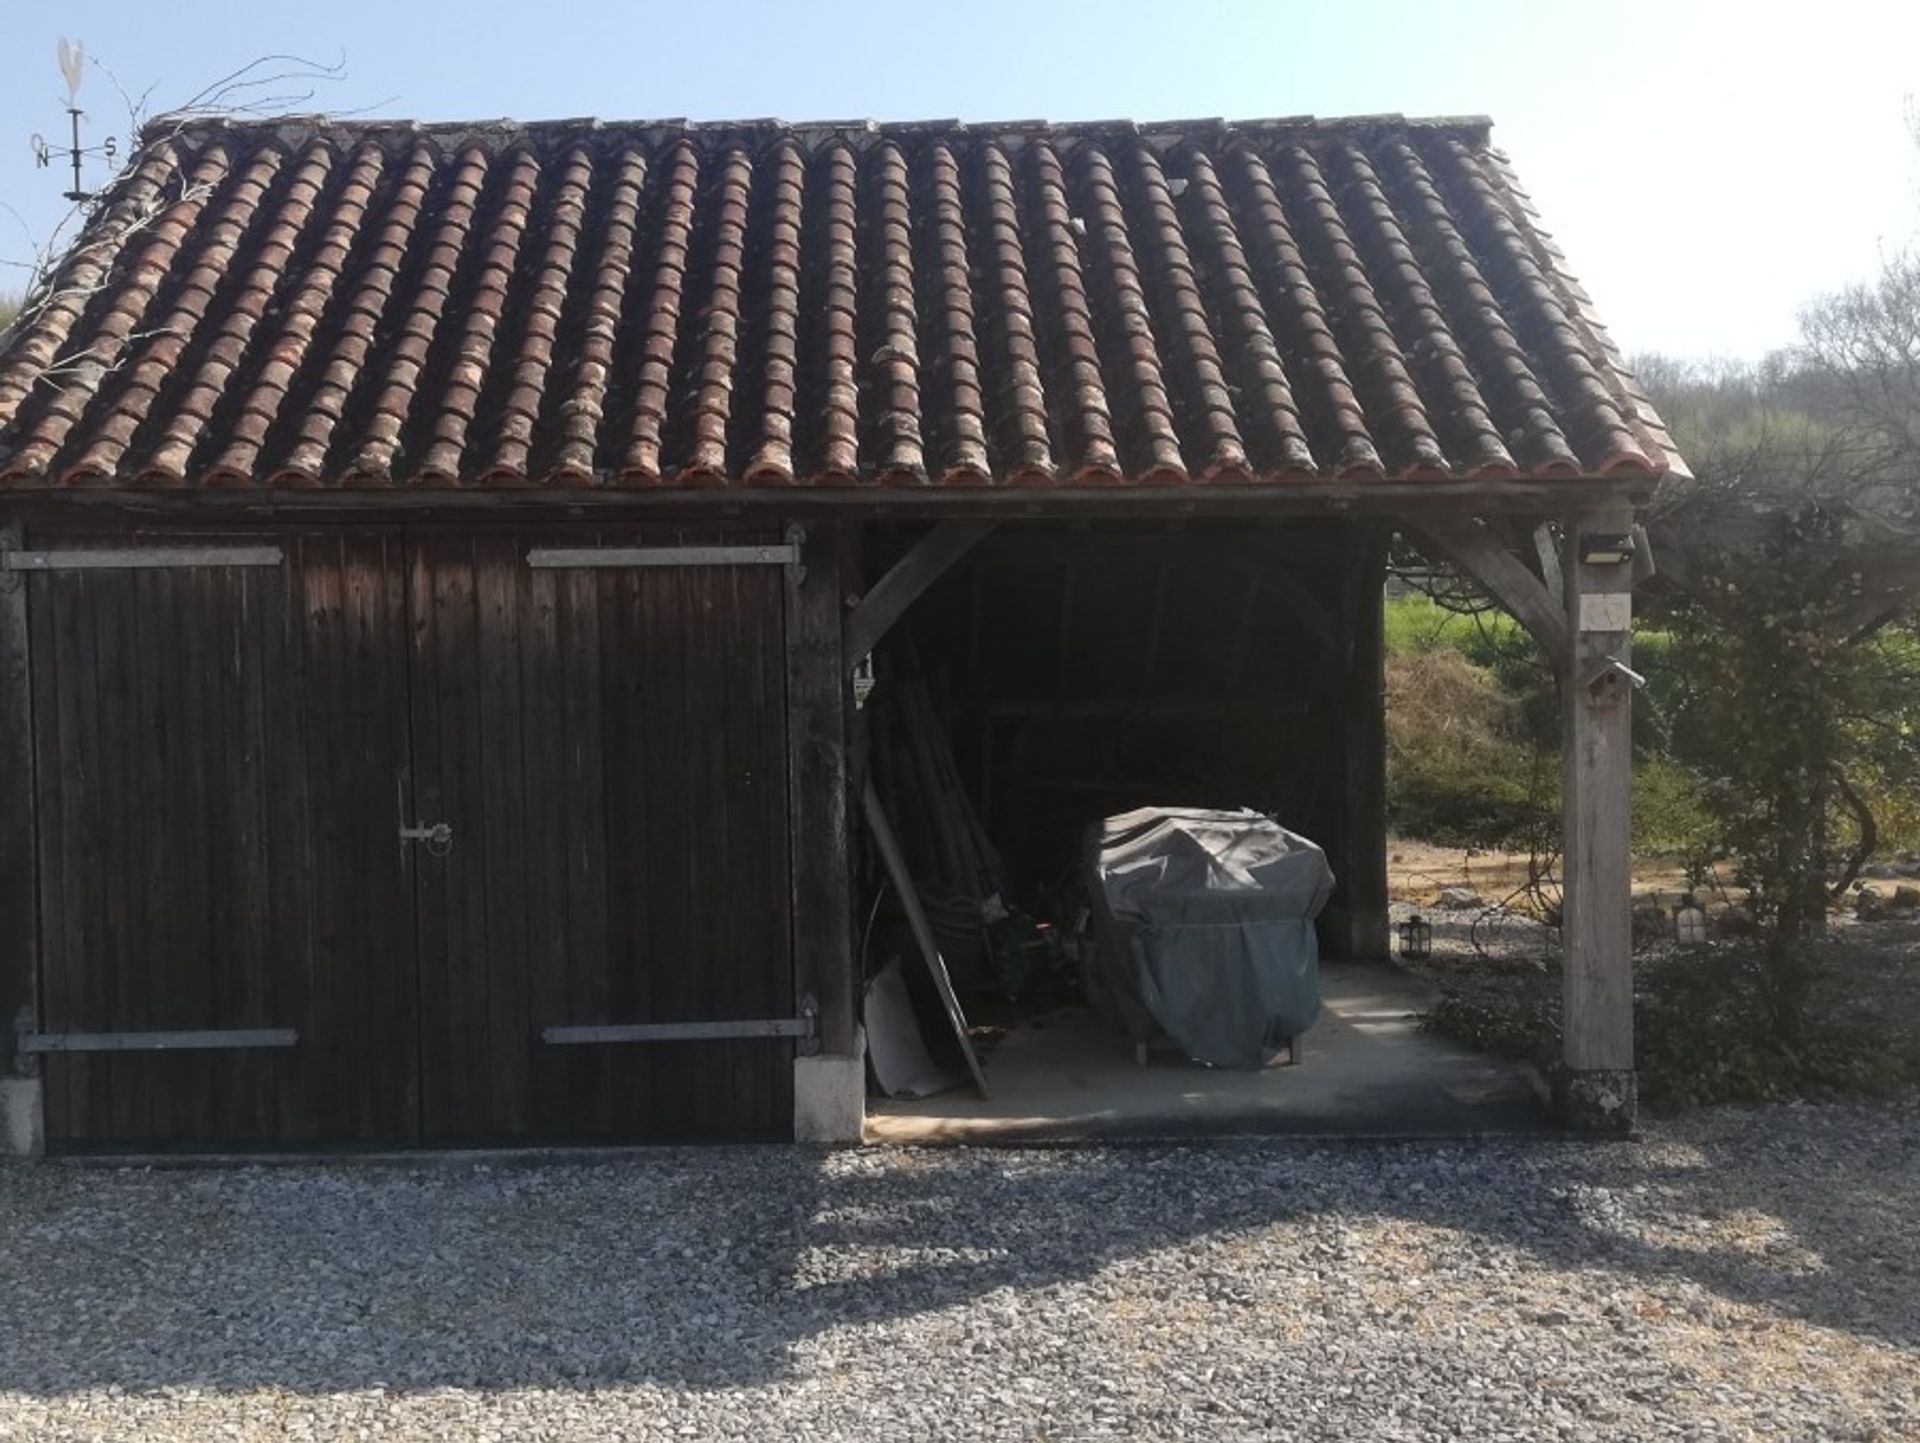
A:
794;1033;866;1144
1;1076;44;1157
1553;1067;1637;1136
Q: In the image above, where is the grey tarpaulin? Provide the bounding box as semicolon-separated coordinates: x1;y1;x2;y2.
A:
1084;807;1334;1069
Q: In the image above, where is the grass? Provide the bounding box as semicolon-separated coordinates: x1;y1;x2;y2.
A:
1383;590;1527;660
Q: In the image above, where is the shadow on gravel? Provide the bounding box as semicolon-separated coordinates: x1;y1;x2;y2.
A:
0;1103;1913;1397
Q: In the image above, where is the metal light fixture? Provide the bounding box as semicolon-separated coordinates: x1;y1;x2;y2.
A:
1578;531;1636;566
1397;914;1432;962
1673;894;1709;949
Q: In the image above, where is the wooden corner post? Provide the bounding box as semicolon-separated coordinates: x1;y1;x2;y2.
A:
786;522;856;1063
1557;505;1638;1133
0;518;43;1155
1338;526;1391;959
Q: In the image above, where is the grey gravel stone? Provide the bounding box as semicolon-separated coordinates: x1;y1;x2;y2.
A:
2;1095;1917;1441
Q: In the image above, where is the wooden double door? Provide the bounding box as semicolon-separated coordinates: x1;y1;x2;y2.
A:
26;524;796;1149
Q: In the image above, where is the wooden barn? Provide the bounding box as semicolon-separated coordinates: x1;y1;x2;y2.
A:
0;114;1680;1154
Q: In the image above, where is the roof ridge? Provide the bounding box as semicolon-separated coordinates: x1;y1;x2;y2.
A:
139;112;1498;148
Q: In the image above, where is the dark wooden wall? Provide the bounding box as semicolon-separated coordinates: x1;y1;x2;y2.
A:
26;531;418;1144
16;520;795;1149
876;520;1389;957
404;528;794;1144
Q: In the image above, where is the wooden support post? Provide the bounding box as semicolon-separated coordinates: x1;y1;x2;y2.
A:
1557;505;1638;1133
0;518;43;1155
785;523;855;1061
1334;527;1390;958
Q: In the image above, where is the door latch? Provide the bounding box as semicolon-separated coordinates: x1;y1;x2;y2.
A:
401;821;455;857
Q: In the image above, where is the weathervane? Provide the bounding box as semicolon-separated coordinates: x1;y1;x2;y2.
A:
31;39;117;203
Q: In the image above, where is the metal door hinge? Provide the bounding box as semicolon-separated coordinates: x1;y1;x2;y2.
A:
785;522;808;585
527;543;799;570
19;1027;298;1054
542;1011;818;1045
2;546;284;571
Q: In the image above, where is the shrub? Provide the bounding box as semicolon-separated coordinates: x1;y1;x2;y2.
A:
1422;946;1920;1114
1631;755;1718;862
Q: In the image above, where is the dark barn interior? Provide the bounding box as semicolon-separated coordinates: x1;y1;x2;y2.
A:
860;519;1388;969
849;517;1411;1129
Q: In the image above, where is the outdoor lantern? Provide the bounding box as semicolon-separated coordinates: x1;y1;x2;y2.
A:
1398;914;1433;962
1674;894;1710;949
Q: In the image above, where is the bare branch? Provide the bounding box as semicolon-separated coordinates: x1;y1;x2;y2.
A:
0;49;353;413
158;52;348;122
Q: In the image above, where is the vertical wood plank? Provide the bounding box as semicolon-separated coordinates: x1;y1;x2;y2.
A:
557;557;614;1136
1560;503;1637;1128
231;564;277;1139
721;561;789;1134
629;550;688;1132
686;560;733;1136
518;536;573;1137
412;535;494;1140
303;532;418;1145
754;560;797;1131
306;537;349;1142
476;534;531;1137
23;540;67;1138
1338;527;1390;959
302;537;353;1139
170;566;217;1141
787;523;853;1059
264;537;317;1142
0;520;38;1115
59;570;107;1140
349;532;419;1142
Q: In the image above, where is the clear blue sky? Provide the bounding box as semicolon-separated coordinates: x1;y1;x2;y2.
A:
2;0;1915;361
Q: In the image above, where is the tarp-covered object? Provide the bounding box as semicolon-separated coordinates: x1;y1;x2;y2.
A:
1084;807;1334;1069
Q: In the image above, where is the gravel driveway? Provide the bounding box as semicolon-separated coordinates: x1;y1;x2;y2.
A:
2;1098;1916;1442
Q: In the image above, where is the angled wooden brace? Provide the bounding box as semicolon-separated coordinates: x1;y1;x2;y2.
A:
1407;514;1570;672
844;520;997;673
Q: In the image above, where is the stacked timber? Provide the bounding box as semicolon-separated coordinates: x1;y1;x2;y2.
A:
872;673;1007;902
870;669;1010;991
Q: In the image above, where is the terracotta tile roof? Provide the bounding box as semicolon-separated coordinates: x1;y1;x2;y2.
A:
0;115;1681;491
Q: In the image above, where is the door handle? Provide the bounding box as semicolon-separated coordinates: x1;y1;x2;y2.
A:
401;821;455;857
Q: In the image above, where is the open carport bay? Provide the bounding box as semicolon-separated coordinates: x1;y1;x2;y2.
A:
867;961;1548;1142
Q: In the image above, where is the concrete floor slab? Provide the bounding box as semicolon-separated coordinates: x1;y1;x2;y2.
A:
865;961;1549;1142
